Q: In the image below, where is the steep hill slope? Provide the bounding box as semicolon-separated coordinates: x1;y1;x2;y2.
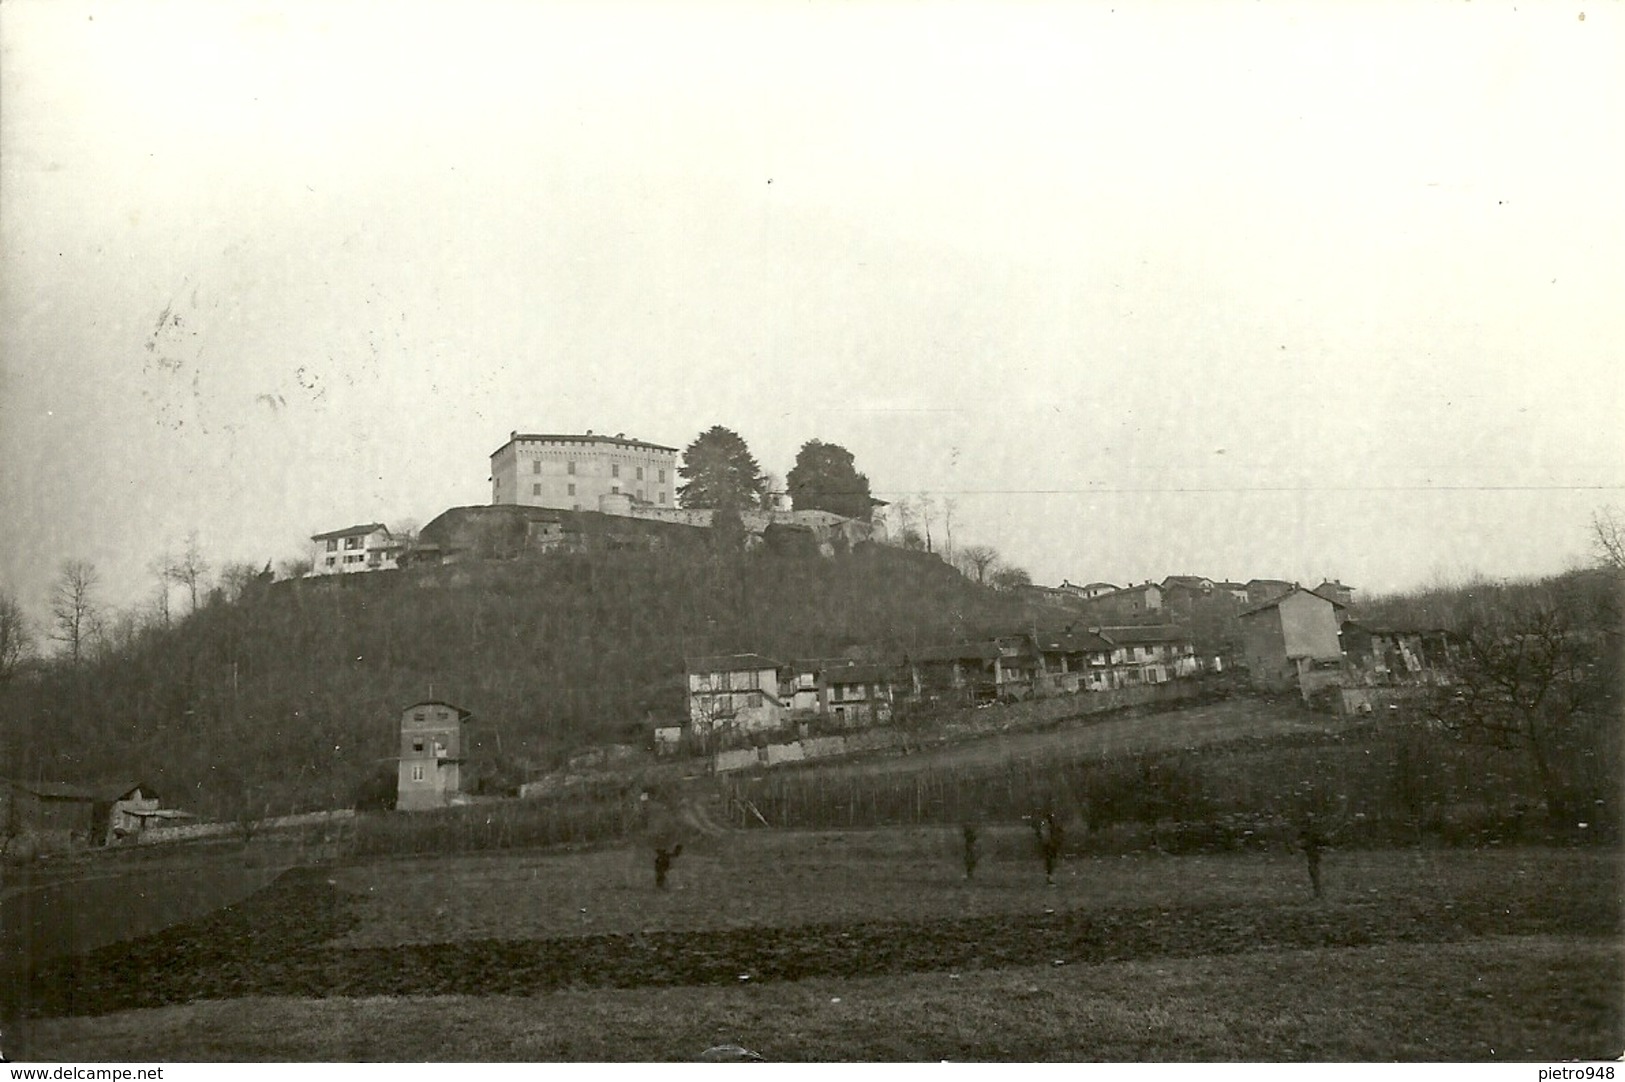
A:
3;542;1037;815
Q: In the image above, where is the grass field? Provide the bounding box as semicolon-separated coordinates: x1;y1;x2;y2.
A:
3;693;1618;1062
14;935;1619;1061
328;827;1609;945
6;826;1619;1061
800;697;1346;778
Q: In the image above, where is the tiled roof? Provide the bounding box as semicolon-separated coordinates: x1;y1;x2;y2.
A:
1035;631;1115;654
1341;620;1452;637
687;653;781;673
492;432;679;457
311;523;387;541
1238;586;1349;618
403;700;473;718
821;662;894;684
3;779;148;802
904;642;1002;662
1096;625;1192;645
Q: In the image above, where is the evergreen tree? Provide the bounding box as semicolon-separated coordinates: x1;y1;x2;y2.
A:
678;426;767;511
786;439;877;521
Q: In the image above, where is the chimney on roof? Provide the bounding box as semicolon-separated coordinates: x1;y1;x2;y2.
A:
616;432;625;438
510;430;517;440
586;429;593;435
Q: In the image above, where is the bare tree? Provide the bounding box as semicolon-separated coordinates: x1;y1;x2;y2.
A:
50;559;100;665
889;496;924;550
991;564;1032;591
1438;582;1618;826
1030;810;1064;885
1592;505;1625;570
0;590;34;684
961;823;980;880
218;561;263;604
278;555;315;580
958;544;998;585
165;531;211;613
148;552;173;626
93;607;144;663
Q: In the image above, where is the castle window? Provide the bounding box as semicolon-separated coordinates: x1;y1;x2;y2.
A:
411;765;425;782
612;484;620;495
659;491;667;503
567;461;576;475
533;460;541;474
659;468;666;483
612;464;620;478
414;712;425;722
567;483;576;496
533;483;542;495
413;738;424;752
636;466;644;481
326;539;338;552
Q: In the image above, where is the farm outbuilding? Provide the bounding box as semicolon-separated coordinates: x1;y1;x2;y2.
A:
1;780;160;847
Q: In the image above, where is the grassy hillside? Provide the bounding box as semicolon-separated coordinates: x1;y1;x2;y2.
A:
1;541;1037;816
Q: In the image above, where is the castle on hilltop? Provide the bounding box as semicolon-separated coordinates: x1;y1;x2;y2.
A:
310;427;886;574
490;430;679;511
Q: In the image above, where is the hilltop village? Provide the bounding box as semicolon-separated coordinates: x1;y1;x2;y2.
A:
297;427;1458;811
1;423;1494;849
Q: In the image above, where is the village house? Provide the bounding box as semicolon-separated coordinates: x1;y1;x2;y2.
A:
1096;626;1201;685
1159;576;1221;615
490;430;679;511
781;661;824;715
1059;580;1121;600
1244;578;1296;606
1216;581;1250;604
397;700;473;811
1237;586;1349;695
1076;581;1164;622
309;523;403;575
1160;575;1215;595
1030;629;1118;692
1;780;160;847
903;642;1003;703
1314;579;1356;607
686;654;784;738
819;661;895;726
1339;621;1457;685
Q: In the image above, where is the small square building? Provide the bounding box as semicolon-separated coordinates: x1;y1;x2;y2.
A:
397;700;473;811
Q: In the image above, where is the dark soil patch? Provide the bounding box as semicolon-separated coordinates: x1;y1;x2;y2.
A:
9;860;1619;1019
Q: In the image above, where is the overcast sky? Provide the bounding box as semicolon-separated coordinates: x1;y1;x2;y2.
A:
3;0;1622;630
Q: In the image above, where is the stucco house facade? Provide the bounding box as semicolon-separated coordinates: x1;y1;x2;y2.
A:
310;523;401;575
686;654;784;737
490;431;679;511
1237;587;1348;694
397;700;473;811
